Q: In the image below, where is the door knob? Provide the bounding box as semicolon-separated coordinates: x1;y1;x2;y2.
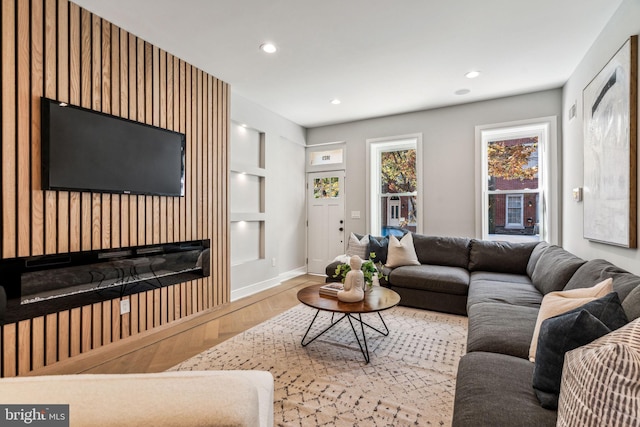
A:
339;227;344;231
339;220;344;224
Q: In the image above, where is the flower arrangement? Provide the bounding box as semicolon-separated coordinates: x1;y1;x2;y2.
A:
333;252;386;289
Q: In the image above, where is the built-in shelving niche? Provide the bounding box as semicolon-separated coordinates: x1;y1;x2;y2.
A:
0;240;210;324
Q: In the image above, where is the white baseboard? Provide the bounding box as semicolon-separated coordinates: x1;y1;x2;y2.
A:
230;266;307;301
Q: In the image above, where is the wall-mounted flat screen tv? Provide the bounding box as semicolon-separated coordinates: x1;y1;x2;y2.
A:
41;97;185;197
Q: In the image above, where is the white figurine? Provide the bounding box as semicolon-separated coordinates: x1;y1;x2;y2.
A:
337;256;365;302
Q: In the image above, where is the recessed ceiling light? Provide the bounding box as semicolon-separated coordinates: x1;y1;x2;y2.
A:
260;43;277;53
465;70;481;79
455;89;471;95
330;99;341;105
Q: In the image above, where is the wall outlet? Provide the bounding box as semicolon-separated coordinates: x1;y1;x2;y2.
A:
120;299;130;315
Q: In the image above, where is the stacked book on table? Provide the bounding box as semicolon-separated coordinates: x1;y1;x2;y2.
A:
319;282;343;297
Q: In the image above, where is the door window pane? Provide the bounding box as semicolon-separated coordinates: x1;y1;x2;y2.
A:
314;177;340;199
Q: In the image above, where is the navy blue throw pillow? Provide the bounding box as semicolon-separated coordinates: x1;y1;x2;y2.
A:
532;292;628;409
368;236;389;264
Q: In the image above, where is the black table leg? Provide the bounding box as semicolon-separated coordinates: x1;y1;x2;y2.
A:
301;310;390;363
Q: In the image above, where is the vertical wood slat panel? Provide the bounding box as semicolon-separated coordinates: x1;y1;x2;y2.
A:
17;0;31;257
44;0;57;255
80;8;91;252
68;2;81;253
56;0;69;254
1;0;229;376
101;21;112;250
45;313;57;366
58;311;69;361
3;0;17;259
186;64;193;242
31;317;45;370
145;43;153;245
2;325;17;377
31;0;45;257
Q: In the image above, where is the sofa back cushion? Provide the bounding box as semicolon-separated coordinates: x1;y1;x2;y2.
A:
531;245;585;295
526;241;550;277
468;240;539;275
622;286;640;320
411;234;470;268
564;259;640;304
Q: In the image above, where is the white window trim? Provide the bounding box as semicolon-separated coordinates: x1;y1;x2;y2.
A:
366;134;423;235
475;116;559;244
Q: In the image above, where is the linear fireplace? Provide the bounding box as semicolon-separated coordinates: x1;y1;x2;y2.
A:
0;240;210;324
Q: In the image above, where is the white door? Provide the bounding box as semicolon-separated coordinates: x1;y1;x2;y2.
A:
307;171;345;274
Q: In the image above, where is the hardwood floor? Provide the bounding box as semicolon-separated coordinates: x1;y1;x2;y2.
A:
27;274;325;376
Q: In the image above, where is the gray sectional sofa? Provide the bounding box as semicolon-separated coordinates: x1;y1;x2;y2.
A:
325;234;640;426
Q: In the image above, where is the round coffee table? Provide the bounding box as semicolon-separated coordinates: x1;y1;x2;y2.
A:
297;284;401;363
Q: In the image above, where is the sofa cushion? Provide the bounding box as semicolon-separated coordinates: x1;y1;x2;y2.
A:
467;274;542;308
622;285;640;320
564;259;640;303
411;234;470;268
529;278;613;362
468;240;539;275
368;235;389;264
526;241;550;277
452;352;557;427
531;245;585;295
385;233;421;268
467;302;539;359
325;261;343;282
388;264;469;295
532;292;628;409
346;233;369;259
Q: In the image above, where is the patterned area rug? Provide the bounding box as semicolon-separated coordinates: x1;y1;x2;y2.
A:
170;304;468;426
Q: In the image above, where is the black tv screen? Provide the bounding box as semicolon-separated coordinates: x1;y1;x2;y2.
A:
41;97;185;197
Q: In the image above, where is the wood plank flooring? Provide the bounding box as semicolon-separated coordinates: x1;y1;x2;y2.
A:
27;274;325;376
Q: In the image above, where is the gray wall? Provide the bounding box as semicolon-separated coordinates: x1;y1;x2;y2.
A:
307;89;563;240
562;0;640;275
230;93;307;299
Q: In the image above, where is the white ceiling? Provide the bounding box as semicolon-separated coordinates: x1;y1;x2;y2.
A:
72;0;623;128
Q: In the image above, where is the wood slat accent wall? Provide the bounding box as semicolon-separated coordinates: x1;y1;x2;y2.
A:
0;0;229;377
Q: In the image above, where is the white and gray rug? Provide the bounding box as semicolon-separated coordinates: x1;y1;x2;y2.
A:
170;304;468;426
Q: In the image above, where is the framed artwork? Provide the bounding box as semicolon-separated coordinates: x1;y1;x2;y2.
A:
583;35;637;248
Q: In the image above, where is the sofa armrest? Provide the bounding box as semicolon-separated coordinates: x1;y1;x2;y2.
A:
0;370;274;427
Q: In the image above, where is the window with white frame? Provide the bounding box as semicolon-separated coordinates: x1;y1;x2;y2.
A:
368;135;422;237
480;123;548;242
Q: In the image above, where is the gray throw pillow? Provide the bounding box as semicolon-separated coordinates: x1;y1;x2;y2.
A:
532;292;628;409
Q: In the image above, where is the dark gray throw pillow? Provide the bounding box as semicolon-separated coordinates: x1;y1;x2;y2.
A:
532;292;628;409
368;236;389;264
533;310;611;409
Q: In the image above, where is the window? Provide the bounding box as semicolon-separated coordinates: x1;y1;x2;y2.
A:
367;135;422;236
478;119;557;243
313;177;340;199
506;194;524;228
